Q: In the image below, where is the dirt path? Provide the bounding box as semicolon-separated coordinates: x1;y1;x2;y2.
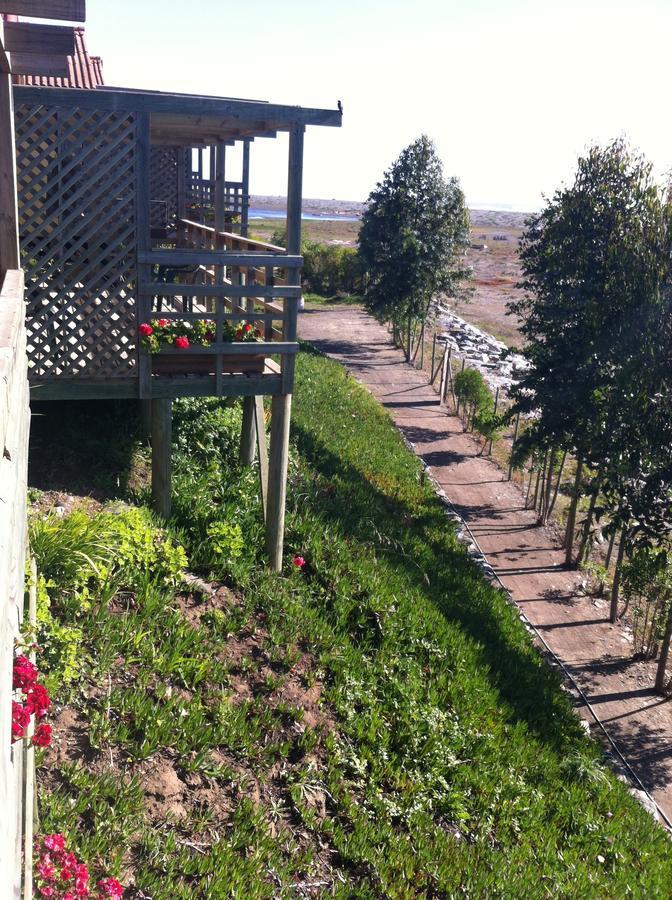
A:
300;305;672;823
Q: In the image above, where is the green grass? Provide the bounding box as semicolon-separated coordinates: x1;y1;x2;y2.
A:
30;348;672;897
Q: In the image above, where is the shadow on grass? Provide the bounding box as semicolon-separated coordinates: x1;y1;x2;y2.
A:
29;400;145;500
291;421;582;751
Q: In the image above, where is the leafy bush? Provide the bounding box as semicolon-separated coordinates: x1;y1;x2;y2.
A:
454;367;500;444
271;228;363;296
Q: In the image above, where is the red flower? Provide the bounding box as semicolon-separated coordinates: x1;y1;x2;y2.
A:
13;655;38;689
36;861;55;881
12;700;30;741
292;555;306;569
138;323;153;336
98;877;124;898
43;834;66;855
61;866;74;881
157;318;168;328
244;323;252;332
174;335;189;349
33;723;52;748
74;863;89;895
25;683;51;719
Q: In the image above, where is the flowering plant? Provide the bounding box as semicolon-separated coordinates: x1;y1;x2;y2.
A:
138;318;261;353
35;833;124;898
11;654;52;747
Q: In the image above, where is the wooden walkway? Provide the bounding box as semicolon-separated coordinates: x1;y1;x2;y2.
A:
300;304;672;824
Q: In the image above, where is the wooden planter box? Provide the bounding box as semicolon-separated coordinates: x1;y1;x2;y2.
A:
152;350;266;375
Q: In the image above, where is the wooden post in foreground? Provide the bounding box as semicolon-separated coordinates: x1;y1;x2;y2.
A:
266;122;303;570
151;399;172;519
240;397;256;465
0;71;20;279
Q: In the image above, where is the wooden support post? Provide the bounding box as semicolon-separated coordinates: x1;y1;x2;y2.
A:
439;344;449;405
0;72;20;279
487;386;500;455
430;333;437;380
136;112;152;399
241;139;250;237
151;399;172;519
266;394;291;571
239;396;256;465
266;122;303;569
254;395;268;520
507;412;520;480
177;148;186;242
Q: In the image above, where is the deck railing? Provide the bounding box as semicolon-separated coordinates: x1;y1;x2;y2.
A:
135;219;302;397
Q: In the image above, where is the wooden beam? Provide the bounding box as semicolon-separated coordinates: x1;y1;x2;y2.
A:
239;396;255;466
0;73;19;277
254;395;268;520
4;22;75;55
0;0;85;20
9;52;69;76
241;139;250;237
151;399;172;519
140;249;302;267
13;85;343;128
0;37;10;75
265;394;291;571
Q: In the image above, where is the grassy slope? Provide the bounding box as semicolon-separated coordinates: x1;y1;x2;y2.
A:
31;349;672;898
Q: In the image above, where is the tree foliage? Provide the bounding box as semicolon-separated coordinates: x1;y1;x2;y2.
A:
358;135;469;329
508;140;672;557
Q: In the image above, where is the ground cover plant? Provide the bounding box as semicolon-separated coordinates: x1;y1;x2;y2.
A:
27;350;672;897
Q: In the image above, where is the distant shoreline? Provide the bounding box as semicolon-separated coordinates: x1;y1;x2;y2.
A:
250;195;530;229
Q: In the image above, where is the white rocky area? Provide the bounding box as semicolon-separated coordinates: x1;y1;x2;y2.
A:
434;305;529;396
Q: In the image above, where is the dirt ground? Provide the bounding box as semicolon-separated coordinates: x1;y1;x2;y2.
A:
299;305;672;827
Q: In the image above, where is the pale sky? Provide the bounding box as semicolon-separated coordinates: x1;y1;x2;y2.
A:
77;0;672;211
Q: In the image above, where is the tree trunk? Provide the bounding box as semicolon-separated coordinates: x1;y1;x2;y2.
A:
406;314;412;362
609;526;628;623
655;593;672;693
533;452;547;513
540;448;557;525
564;458;583;566
548;449;567;517
605;529;617;570
525;463;535;509
576;483;599;566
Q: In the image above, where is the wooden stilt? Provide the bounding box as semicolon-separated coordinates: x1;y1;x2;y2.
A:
254;395;269;520
239;396;256;465
151;399;172;519
266;394;291;571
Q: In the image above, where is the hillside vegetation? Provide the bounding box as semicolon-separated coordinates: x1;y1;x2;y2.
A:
29;348;672;897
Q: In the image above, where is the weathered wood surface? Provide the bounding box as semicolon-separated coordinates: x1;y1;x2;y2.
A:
0;269;30;900
4;22;75;56
0;73;19;277
0;0;86;20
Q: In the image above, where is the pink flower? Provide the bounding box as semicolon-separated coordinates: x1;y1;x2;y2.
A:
38;887;54;898
63;852;77;868
37;861;55;881
174;335;189;349
12;701;30;741
33;723;52;748
292;555;306;569
13;655;38;689
43;834;66;855
25;683;51;719
98;877;124;898
61;866;74;881
139;323;153;336
75;863;89;896
63;894;76;900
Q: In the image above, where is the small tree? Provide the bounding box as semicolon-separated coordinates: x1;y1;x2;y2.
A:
359;135;469;359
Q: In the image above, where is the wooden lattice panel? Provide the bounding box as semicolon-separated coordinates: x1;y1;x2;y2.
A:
15;104;138;379
150;147;178;229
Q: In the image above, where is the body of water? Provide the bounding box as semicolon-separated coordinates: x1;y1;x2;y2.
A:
249;207;360;222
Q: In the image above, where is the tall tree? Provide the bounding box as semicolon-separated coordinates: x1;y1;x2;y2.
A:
508;140;672;573
359;135;469;356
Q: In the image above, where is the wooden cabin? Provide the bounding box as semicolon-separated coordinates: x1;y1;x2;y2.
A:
12;83;341;568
